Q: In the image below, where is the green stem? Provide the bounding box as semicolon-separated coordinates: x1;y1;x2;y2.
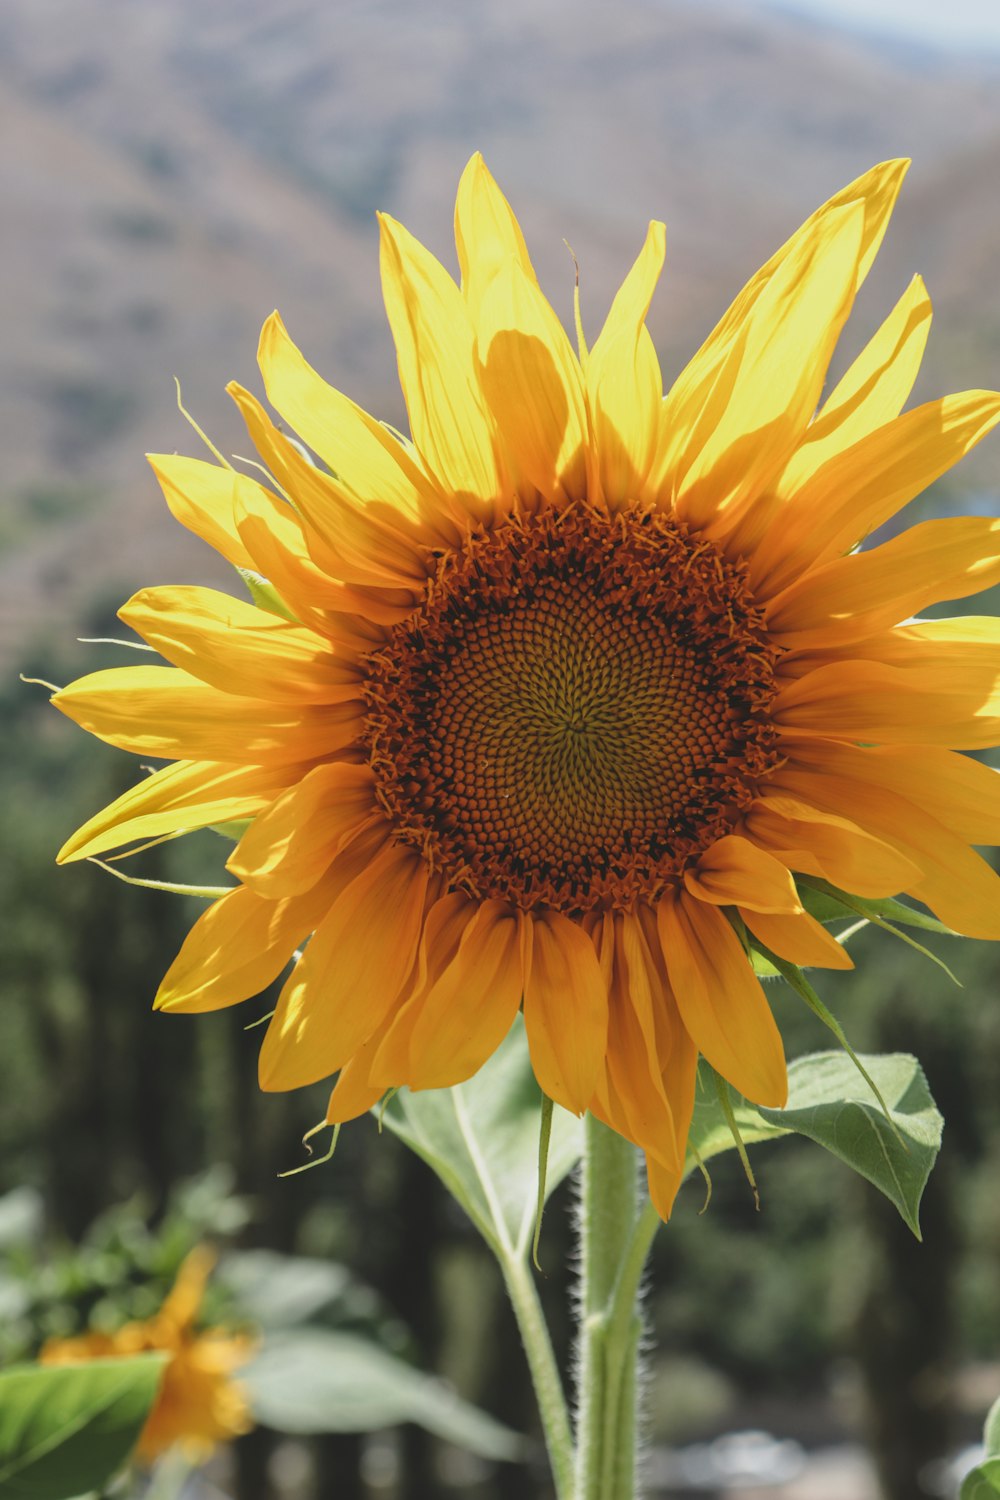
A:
502;1256;575;1500
574;1114;650;1500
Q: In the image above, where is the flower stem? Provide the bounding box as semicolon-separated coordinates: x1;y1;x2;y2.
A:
574;1114;656;1500
501;1256;575;1500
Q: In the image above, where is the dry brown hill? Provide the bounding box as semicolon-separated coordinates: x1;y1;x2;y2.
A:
2;0;999;670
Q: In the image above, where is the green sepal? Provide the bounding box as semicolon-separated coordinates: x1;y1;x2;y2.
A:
236;568;299;622
961;1458;1000;1499
799;877;955;936
210;819;252;842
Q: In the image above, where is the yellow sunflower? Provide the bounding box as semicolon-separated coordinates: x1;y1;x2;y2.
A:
53;155;1000;1216
41;1247;254;1463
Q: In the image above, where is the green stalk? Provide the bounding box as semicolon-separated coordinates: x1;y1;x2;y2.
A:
573;1114;652;1500
501;1256;575;1500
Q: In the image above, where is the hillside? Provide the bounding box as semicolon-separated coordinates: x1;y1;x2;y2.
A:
2;0;1000;669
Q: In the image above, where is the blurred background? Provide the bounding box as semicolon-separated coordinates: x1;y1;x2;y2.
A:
2;1;1000;1496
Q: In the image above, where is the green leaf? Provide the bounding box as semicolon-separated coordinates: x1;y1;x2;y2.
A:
961;1457;1000;1499
219;1249;379;1330
684;1051;943;1237
0;1356;167;1499
985;1393;1000;1456
378;1016;583;1260
242;1330;525;1460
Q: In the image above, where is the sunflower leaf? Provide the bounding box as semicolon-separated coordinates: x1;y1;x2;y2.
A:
377;1017;583;1261
241;1330;525;1460
960;1458;1000;1499
683;1051;942;1238
0;1355;167;1498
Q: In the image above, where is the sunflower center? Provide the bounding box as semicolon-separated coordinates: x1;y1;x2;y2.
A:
362;503;780;913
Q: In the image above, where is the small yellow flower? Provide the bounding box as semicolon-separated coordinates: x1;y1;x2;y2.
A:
41;1248;253;1463
53;155;1000;1216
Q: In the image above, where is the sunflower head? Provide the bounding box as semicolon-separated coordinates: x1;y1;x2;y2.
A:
52;153;1000;1216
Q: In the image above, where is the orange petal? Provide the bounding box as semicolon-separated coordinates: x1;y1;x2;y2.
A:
155;871;342;1014
227;763;379;898
684;835;802;913
739;906;854;971
657;890;786;1108
258;839;429;1090
523;911;608;1115
744;792;920;897
405;901;526;1089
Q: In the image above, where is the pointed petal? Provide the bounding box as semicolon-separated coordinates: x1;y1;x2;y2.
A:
476;260;589;502
119;586;363;703
454;152;536;307
587;222;666;504
523;911;608;1114
227;763;379;898
765;515;1000;649
379;213;502;504
155;872;340;1015
739;906;854;971
259;839;429;1090
257;311;437;520
57;760;293;864
147;454;256;571
774;654;1000;749
684;834;802;913
405;901;526;1089
745;792;920;897
52;666;362;764
657;891;787;1108
750;390;1000;596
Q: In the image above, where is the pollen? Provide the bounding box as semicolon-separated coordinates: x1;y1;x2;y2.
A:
362;503;781;912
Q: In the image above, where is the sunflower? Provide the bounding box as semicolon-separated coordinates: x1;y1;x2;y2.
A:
41;1247;254;1462
53;155;1000;1216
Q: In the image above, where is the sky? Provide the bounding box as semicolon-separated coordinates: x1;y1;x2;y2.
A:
762;0;1000;52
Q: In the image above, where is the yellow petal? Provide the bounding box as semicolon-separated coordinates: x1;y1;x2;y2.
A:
147;454;256;571
52;666;362;765
656;891;787;1108
765;515;1000;649
475;260;589;502
454;152;536;309
684;834;802;914
667;202;865;530
587;221;666;504
523;911;608;1115
774;655;1000;749
750;390;1000;596
739;906;854;971
257;311;436;520
228;763;378;898
379;212;502;504
119;586;364;704
406;901;526;1089
779;274;932;488
653;158;907;490
259;839;429;1090
227;380;441;578
744;793;920;896
57;760;293;864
